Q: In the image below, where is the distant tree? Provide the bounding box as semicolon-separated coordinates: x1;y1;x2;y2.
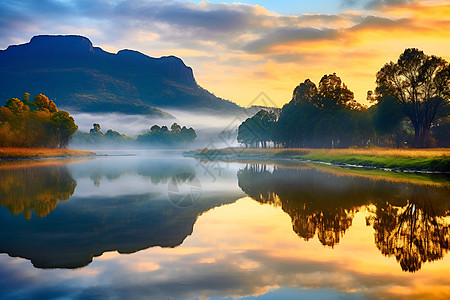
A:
90;123;103;136
180;126;197;144
374;48;450;147
137;123;197;147
171;123;181;134
150;125;161;133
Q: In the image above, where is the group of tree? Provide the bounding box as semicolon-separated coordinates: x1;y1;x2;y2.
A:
137;123;197;146
72;123;135;146
72;123;197;148
238;48;449;148
0;93;78;148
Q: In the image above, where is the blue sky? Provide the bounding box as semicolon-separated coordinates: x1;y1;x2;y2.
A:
189;0;348;15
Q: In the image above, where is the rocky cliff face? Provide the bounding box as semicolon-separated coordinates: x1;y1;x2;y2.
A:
0;35;242;115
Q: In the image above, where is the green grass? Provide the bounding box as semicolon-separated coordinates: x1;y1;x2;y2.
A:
187;147;450;172
300;152;450;171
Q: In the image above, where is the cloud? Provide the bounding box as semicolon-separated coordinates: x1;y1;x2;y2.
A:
365;0;412;10
243;27;338;54
341;0;361;7
349;15;411;31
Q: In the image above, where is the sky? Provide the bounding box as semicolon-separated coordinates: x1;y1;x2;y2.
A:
0;0;449;107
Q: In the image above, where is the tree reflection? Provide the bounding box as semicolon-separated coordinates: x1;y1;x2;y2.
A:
69;157;196;186
0;163;77;219
238;164;363;248
367;186;450;272
238;163;450;271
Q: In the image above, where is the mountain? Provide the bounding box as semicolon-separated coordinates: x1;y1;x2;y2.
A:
0;35;244;116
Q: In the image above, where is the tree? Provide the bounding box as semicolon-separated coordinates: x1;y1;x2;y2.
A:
90;123;102;135
0;93;78;148
170;123;181;134
375;48;450;147
237;109;277;148
274;75;373;148
49;111;78;148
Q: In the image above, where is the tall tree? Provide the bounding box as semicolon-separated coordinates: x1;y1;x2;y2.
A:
275;75;372;148
375;48;450;147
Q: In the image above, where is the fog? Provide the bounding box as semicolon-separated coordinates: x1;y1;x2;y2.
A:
70;109;254;149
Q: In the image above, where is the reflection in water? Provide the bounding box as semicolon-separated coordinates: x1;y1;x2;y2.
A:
0;163;77;219
69;156;197;186
238;164;363;248
237;164;450;271
368;186;450;272
0;156;242;269
0;157;449;299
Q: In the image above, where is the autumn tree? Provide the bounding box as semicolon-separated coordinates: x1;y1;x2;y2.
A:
0;93;78;148
374;48;450;147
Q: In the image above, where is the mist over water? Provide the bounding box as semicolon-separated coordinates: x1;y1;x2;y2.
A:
70;112;170;136
70;109;249;149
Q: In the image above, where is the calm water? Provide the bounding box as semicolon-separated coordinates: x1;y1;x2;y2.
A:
0;152;449;300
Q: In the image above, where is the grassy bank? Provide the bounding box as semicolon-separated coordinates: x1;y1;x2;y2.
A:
187;147;450;172
0;148;96;160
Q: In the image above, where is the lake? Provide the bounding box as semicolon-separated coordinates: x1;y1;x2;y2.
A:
0;152;449;300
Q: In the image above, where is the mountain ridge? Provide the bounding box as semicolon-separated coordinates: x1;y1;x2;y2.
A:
0;35;244;116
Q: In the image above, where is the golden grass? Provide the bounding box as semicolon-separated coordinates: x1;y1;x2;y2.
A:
212;147;449;158
0;148;96;159
197;147;450;159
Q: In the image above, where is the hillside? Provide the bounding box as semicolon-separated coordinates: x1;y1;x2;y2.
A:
0;35;244;116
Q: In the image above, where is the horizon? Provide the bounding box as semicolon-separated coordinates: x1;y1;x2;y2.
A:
0;0;449;108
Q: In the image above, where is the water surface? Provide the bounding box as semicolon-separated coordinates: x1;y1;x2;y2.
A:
0;153;449;299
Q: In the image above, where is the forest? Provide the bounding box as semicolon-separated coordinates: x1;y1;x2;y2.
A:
238;48;449;149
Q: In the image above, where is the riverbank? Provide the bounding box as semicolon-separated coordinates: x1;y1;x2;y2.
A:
0;148;96;160
186;147;450;173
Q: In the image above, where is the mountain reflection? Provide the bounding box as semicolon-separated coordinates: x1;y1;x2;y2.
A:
0;157;242;269
237;164;450;271
0;162;77;219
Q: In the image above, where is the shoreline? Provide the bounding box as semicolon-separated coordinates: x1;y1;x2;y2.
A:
185;147;450;173
0;148;96;160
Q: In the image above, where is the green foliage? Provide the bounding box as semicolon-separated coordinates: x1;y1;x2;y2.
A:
374;48;450;147
72;124;134;146
0;93;78;148
137;123;197;146
237;109;277;148
271;74;374;148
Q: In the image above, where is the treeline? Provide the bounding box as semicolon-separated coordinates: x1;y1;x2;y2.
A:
0;93;78;148
72;123;197;147
238;48;449;148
